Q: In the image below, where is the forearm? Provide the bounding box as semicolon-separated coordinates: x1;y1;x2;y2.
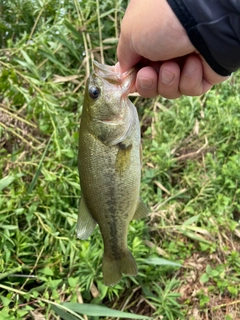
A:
167;0;240;76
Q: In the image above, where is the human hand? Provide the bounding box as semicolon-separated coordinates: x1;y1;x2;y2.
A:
117;0;229;99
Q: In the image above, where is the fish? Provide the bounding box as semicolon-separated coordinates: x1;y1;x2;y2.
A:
77;60;148;286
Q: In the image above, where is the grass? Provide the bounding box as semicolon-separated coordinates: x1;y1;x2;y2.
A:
1;0;240;319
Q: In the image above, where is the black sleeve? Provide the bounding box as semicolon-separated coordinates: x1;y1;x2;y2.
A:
167;0;240;76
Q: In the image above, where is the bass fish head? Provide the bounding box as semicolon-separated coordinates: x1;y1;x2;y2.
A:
82;61;137;146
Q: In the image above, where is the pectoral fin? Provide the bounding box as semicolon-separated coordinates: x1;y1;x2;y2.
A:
132;198;149;220
76;195;96;239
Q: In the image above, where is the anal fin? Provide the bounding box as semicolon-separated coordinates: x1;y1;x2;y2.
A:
76;195;96;239
132;198;149;220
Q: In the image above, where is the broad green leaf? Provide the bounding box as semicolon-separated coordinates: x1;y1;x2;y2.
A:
68;277;79;288
41;266;54;276
200;273;209;283
0;296;11;307
0;176;15;191
61;303;152;319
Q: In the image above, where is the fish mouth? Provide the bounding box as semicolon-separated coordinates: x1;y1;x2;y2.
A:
93;60;136;95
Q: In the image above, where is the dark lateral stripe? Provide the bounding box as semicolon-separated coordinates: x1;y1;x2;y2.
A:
167;0;231;76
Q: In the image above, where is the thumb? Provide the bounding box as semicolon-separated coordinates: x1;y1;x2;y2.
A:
117;38;141;72
200;57;230;85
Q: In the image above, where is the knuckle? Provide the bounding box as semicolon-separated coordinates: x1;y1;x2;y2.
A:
158;83;181;99
181;86;203;96
158;88;182;99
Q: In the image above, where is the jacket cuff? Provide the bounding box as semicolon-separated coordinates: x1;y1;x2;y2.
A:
167;0;231;76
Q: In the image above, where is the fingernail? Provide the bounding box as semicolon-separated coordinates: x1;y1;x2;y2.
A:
186;59;196;75
161;70;174;84
139;78;153;89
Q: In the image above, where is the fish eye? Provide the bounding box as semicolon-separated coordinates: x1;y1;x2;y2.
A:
89;86;100;99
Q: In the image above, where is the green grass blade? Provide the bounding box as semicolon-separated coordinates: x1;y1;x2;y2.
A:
20;49;40;78
61;303;152;319
183;214;200;225
27;134;53;194
0;267;23;280
53;32;81;62
64;20;83;41
143;257;182;267
38;45;70;73
51;305;81;320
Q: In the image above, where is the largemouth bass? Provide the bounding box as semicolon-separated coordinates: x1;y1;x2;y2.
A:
77;61;148;286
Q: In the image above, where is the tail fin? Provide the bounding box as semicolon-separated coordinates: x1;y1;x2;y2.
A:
102;250;137;286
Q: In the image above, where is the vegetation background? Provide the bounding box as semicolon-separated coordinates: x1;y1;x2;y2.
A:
0;0;240;319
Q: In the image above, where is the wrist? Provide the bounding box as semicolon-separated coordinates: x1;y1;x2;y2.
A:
160;0;195;58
